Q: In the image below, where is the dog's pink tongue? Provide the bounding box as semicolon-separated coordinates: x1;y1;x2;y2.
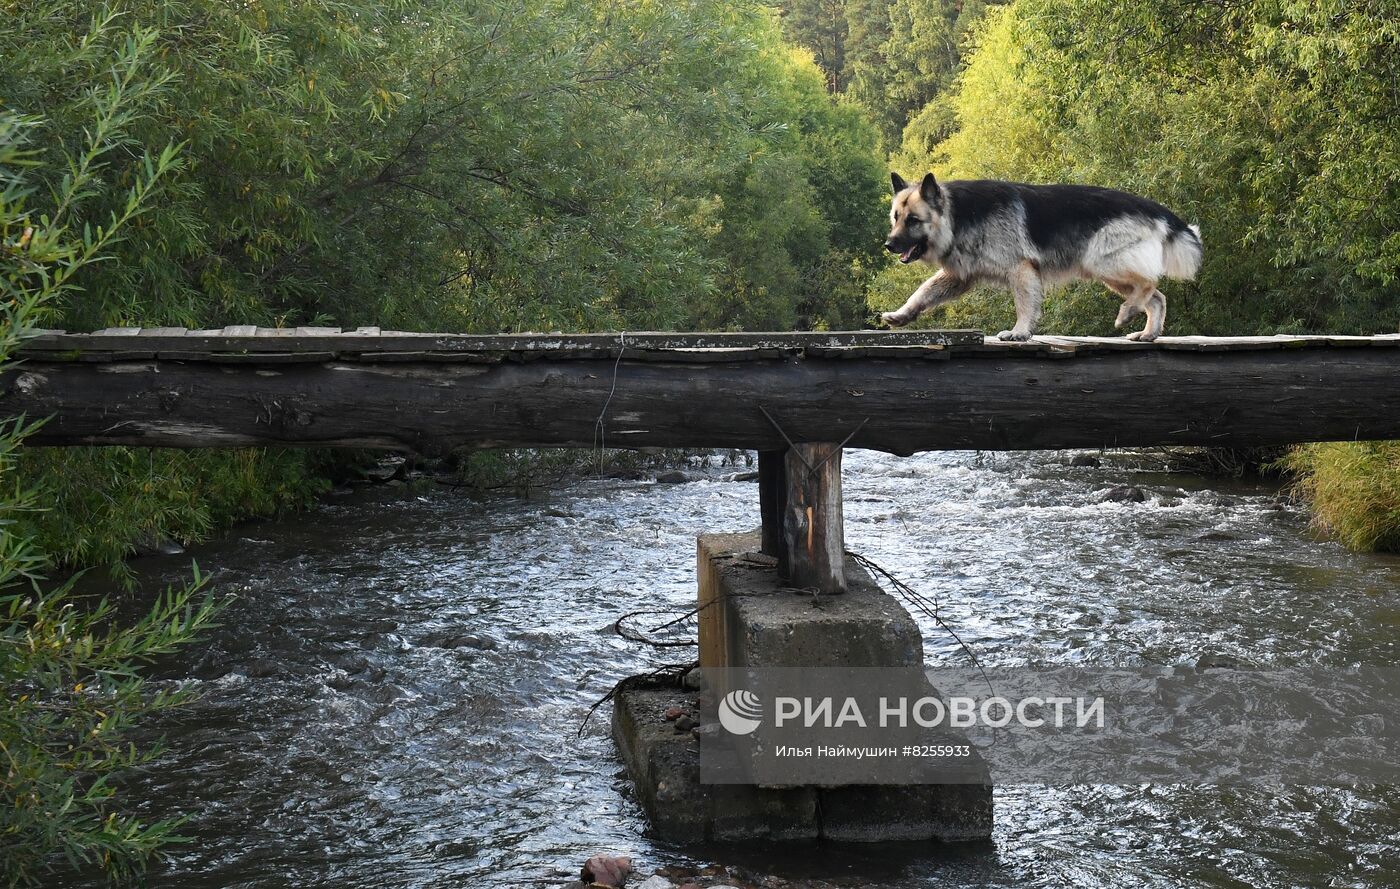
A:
900;247;916;262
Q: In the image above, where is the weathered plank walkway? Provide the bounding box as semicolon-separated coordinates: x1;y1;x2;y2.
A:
6;327;1400;454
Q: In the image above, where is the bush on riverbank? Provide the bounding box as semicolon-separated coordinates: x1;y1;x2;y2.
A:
14;448;330;581
1285;443;1400;553
1;38;222;883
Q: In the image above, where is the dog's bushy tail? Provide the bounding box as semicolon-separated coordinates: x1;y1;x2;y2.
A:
1163;224;1203;280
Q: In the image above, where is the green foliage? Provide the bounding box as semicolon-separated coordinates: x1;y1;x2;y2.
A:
1;578;221;885
885;0;1400;336
3;0;886;335
1286;443;1400;553
13;448;329;582
1;26;222;884
781;0;998;148
778;0;850;91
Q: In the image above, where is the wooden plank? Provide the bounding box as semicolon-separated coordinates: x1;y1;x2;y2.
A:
629;347;784;363
1322;334;1400;347
783;444;844;594
19;329;986;357
1156;335;1308;351
351;326;381;336
806;345;951;360
340;350;502;364
33;328;1400;362
165;351;339;364
697;537;730;674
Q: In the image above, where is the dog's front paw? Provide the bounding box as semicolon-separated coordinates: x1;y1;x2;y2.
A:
997;329;1032;342
1126;330;1158;342
881;311;912;328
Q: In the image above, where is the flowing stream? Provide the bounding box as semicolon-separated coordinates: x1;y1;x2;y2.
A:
82;451;1400;888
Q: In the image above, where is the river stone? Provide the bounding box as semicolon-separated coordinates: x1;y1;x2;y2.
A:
580;854;631;887
336;654;370;674
682;666;705;691
1098;485;1147;503
634;877;676;889
655;470;695;484
423;633;498;651
1070;453;1102;468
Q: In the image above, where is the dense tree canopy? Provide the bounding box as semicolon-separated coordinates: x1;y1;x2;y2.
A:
3;0;887;336
870;0;1400;337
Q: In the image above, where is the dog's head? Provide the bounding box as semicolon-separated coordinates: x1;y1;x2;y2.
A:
886;172;948;265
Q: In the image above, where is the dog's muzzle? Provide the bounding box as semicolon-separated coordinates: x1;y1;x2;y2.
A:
885;240;926;264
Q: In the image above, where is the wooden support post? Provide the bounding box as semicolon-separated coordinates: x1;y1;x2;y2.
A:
758;450;788;573
782;444;845;594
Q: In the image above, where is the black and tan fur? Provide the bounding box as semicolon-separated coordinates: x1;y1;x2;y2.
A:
882;172;1203;341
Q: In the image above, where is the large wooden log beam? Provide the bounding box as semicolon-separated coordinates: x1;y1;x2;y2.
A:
4;349;1400;453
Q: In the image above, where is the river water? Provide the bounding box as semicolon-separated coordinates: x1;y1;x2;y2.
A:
94;450;1400;888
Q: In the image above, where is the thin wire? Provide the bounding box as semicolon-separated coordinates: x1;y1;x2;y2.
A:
594;331;627;477
845;550;995;699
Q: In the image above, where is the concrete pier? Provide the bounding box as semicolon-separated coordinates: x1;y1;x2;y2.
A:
611;532;992;843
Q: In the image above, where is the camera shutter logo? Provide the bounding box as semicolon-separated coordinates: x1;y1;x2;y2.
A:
718;689;763;736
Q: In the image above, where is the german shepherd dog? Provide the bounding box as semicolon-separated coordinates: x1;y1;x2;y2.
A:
882;172;1203;341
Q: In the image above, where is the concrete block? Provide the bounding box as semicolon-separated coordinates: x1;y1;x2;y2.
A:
818;783;993;842
699;532;923;688
612;685;818;842
613;532;993;844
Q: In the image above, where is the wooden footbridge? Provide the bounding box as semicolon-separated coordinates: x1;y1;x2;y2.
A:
7;326;1400;592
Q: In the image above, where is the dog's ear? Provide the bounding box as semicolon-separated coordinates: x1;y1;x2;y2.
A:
891;172;907;195
920;172;940;206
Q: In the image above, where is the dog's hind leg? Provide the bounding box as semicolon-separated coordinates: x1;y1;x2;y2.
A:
1127;288;1166;342
997;261;1043;341
882;269;971;327
1105;280;1145;329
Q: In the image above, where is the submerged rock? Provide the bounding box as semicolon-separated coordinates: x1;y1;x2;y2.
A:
1070;454;1102;468
726;470;760;482
1195;530;1239;542
423;633;498;651
1098;485;1147;504
654;470;695;484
